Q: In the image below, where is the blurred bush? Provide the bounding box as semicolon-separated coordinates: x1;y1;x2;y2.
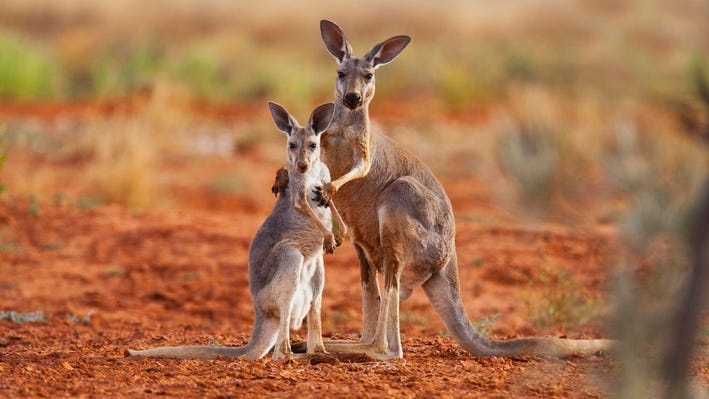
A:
0;31;63;99
0;0;707;107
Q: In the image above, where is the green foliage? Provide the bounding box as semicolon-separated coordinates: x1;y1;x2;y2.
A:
601;121;706;248
471;314;500;337
0;122;6;195
400;311;428;326
496;121;560;203
0;32;62;99
526;262;600;328
76;196;104;210
0;151;5;195
0;310;45;324
103;267;126;278
209;174;243;194
0;227;22;254
27;195;40;216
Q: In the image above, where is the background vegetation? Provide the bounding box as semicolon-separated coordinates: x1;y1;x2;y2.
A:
1;0;707;397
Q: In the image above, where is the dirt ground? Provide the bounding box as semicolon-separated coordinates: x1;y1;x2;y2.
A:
1;103;707;399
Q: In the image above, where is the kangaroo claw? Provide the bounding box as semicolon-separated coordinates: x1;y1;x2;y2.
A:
313;186;330;208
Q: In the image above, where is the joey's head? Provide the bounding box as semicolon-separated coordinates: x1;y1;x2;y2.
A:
320;20;410;111
267;101;335;174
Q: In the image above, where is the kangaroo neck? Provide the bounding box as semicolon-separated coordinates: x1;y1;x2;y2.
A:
331;101;369;133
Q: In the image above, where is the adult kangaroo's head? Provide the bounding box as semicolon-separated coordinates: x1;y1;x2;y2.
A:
320;20;410;111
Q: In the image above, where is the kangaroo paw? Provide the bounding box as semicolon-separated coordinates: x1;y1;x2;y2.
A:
271;167;289;197
323;234;337;254
313;187;329;207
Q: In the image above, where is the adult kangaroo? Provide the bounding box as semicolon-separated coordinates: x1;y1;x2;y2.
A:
275;20;612;359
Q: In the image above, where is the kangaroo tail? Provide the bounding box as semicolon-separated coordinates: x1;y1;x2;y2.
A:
128;316;279;360
422;257;613;357
128;345;250;359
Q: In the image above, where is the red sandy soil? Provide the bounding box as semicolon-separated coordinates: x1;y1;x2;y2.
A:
1;101;707;399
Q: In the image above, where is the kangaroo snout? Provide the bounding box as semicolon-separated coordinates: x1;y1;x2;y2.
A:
343;92;362;109
296;161;308;173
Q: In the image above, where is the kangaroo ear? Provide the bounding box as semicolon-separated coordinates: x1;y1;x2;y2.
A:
320;20;352;64
364;35;410;69
308;103;335;136
267;101;298;136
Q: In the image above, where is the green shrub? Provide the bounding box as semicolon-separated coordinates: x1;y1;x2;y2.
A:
0;32;62;99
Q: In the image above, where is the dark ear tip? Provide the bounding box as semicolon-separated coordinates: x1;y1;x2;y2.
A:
320;19;343;34
267;101;284;114
395;35;411;45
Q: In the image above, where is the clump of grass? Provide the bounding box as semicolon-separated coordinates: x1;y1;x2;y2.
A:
0;32;63;100
526;262;601;328
0;310;45;324
601;120;706;247
471;313;500;337
0;122;7;196
27;195;40;216
0;227;23;254
496;117;560;203
67;310;94;325
85;117;161;209
494;89;596;216
400;311;428;326
0;150;6;195
76;196;104;210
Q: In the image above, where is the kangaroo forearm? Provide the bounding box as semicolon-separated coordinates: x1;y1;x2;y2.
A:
331;159;371;190
329;203;347;236
296;192;333;236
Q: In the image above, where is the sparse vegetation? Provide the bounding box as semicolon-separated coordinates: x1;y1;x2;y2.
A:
0;310;45;324
1;0;708;396
27;195;40;216
0;227;22;254
400;311;428;326
471;314;500;337
0;151;6;195
0;31;62;99
525;262;601;328
67;311;94;325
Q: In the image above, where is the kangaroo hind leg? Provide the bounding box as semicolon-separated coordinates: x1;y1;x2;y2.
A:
270;248;304;360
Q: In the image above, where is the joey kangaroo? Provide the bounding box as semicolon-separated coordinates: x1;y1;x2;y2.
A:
274;20;613;359
129;102;347;360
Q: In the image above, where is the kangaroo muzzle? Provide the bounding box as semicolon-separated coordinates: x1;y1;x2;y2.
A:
296;161;308;173
343;92;362;110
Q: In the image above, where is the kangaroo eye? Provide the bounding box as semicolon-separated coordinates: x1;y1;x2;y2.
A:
364;73;373;80
337;71;345;79
309;143;317;149
289;143;296;150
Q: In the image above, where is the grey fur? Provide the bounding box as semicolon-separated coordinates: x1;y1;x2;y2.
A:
128;102;345;360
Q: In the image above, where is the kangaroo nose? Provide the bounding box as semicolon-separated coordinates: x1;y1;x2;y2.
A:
343;92;361;108
297;161;308;173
